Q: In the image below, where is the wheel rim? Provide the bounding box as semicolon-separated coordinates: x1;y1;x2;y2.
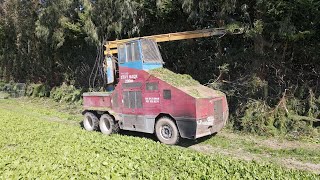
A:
87;116;93;127
102;118;111;130
160;124;173;140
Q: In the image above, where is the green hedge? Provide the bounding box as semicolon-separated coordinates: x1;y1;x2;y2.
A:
24;83;83;104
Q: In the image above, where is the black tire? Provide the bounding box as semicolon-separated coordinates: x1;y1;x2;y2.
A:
155;117;180;145
99;114;119;135
83;112;99;131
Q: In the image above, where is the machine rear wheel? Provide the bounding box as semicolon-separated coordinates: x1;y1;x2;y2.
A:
83;112;99;131
99;114;119;135
155;117;180;145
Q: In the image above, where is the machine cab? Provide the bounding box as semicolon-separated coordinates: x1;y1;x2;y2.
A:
117;39;164;71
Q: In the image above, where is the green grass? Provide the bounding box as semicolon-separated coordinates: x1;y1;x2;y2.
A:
203;133;320;164
0;98;82;121
202;134;256;149
0;92;10;99
246;146;320;164
0;99;318;179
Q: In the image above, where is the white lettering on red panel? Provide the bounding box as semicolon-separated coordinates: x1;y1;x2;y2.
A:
129;74;138;79
145;97;160;103
121;73;138;83
120;74;128;80
120;74;138;80
125;79;134;83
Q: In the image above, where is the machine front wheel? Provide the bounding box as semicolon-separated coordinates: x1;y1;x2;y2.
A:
155;117;180;145
83;112;99;131
99;114;119;135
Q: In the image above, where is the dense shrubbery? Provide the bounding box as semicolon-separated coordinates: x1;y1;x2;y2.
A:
1;82;83;104
240;100;319;138
24;83;83;104
214;74;320;138
0;81;5;91
0;81;26;98
26;84;50;97
50;83;83;104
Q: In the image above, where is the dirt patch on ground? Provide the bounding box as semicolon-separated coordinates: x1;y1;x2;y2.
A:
189;143;320;174
189;144;258;161
279;158;320;174
257;138;320;150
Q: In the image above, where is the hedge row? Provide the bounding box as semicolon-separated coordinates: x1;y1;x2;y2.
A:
0;82;83;103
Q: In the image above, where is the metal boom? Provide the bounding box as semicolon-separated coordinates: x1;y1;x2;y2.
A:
104;28;229;55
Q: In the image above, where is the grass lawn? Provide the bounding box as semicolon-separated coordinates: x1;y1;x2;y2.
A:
0;98;319;179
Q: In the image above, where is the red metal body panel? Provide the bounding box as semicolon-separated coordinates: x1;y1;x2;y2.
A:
115;67;199;118
83;67;228;139
83;92;112;110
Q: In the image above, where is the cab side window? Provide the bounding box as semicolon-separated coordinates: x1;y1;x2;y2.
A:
126;42;140;62
146;82;158;91
163;90;171;99
118;42;141;63
118;45;126;63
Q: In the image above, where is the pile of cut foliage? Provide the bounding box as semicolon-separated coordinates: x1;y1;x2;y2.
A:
217;75;320;140
149;68;224;99
240;100;319;139
149;68;200;87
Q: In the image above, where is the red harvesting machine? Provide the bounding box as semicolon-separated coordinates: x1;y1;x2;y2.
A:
82;28;233;145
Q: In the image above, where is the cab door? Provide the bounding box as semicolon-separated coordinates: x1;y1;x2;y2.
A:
121;82;143;131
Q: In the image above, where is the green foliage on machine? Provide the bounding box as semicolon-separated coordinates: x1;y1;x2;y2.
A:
149;68;200;87
149;68;225;98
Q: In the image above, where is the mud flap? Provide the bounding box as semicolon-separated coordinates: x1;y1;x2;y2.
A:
175;118;197;139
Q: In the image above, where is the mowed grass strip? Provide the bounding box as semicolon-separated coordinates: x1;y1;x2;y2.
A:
202;134;320;164
0;104;318;179
0;98;82;122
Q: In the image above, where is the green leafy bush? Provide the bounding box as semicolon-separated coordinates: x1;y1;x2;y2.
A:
0;81;5;91
50;83;83;104
26;84;50;97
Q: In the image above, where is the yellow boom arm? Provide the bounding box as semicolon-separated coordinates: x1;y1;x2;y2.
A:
104;28;231;55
